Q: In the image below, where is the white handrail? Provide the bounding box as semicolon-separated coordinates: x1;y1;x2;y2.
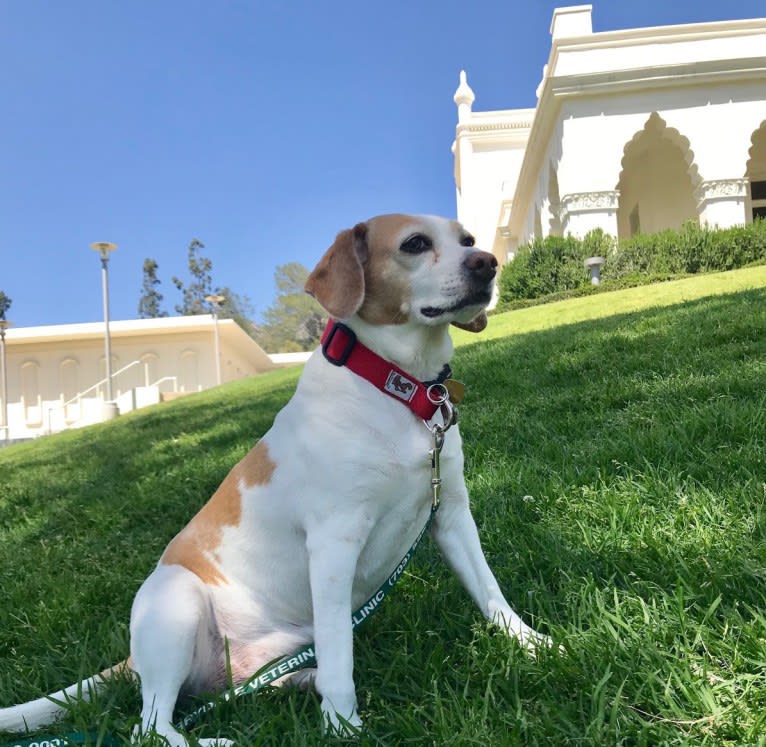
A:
149;375;178;392
66;359;143;407
46;359;143;432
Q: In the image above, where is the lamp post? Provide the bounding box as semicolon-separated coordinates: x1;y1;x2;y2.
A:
90;241;119;420
584;256;605;286
0;319;10;442
205;294;225;386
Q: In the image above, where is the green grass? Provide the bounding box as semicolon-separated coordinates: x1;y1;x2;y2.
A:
452;264;766;346
1;272;766;745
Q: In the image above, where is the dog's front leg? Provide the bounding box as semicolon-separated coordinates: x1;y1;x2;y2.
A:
306;521;366;734
433;491;552;649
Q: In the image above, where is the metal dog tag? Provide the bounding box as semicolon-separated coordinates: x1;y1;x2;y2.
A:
444;379;465;405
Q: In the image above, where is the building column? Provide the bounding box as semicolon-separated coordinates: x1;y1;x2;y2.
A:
559;190;620;238
697;179;748;227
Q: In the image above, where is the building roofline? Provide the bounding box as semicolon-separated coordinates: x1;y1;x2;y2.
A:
7;315;236;342
502;14;766;240
4;315;296;371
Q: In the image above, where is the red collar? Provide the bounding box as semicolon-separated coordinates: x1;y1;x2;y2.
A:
321;320;451;421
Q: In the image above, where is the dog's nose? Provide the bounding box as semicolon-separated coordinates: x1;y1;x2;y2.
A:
463;250;498;283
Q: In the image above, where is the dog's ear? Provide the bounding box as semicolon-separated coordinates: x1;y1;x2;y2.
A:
305;223;369;319
451;310;488;333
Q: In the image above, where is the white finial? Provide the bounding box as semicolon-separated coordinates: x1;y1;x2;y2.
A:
454;70;475;124
453;70;475;107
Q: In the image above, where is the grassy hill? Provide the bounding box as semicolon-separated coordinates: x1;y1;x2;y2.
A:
1;269;765;745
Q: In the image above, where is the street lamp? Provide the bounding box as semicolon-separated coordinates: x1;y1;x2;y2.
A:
0;319;10;442
90;241;119;420
205;294;225;386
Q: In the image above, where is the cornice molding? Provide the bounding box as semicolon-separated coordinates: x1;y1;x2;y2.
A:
697;178;748;203
552;16;766;54
456;120;534;136
561;190;620;213
550;57;766;99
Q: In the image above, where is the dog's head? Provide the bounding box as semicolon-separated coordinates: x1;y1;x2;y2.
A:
305;214;497;333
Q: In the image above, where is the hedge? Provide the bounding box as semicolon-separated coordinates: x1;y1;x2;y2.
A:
496;220;766;311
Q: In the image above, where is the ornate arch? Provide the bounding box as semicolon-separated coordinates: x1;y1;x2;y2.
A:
746;120;766;221
615;112;702;237
746;119;766;177
546;163;562;236
617;112;703;196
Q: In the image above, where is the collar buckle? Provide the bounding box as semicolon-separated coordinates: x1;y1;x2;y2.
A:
322;322;357;366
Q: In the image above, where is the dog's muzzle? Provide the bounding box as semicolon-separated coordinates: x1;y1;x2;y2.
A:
420;250;497;319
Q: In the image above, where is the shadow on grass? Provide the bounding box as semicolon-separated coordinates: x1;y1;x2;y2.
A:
453;288;765;612
1;289;765;743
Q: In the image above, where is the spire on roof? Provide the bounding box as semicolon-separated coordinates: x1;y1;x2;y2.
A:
453;70;475;107
454;70;475;123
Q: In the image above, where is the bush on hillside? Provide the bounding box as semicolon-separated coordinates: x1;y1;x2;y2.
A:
497;219;766;310
498;229;614;302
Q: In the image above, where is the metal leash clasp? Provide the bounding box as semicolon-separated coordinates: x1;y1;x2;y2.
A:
428;424;445;508
424;384;457;509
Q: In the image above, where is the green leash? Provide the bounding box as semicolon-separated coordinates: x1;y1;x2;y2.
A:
178;502;438;730
3;406;453;746
1;505;439;747
0;733;119;747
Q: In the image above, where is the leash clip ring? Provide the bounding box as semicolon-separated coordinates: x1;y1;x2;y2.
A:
423;400;455;436
426;383;449;405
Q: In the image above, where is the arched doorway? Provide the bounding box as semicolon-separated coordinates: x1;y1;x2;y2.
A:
746;122;766;222
616;113;701;239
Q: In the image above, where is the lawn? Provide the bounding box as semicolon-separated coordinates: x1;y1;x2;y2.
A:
1;272;765;746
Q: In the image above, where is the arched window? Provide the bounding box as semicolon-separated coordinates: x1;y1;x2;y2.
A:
59;358;80;423
21;361;42;427
180;350;200;393
141;353;160;387
98;354;121;397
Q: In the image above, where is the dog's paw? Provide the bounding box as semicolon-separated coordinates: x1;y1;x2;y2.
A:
512;626;554;651
489;604;557;653
131;723;235;747
321;701;363;738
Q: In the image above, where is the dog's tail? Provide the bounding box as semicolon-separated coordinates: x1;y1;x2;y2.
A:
0;659;133;733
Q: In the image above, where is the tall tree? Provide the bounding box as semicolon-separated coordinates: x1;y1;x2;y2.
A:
255;263;325;352
0;291;11;321
213;287;258;337
137;258;168;318
172;239;213;315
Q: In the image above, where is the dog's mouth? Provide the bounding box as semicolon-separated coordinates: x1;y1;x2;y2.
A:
420;288;492;319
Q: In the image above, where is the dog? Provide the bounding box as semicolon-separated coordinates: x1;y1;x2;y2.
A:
0;214;550;745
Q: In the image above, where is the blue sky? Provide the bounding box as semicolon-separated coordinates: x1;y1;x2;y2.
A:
2;1;764;328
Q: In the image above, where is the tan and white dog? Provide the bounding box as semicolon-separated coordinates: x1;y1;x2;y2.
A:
0;214;549;745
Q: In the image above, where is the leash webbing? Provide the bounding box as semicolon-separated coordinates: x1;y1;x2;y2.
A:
3;330;457;747
1;505;438;746
0;732;119;747
178;502;438;730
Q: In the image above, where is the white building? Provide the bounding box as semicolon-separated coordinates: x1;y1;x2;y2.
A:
0;316;302;442
453;5;766;266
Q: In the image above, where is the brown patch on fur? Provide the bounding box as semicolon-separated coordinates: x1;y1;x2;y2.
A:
161;441;275;585
98;657;136;682
357;214;414;325
236;439;277;489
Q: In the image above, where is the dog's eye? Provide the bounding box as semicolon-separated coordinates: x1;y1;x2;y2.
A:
460;234;475;247
400;234;432;254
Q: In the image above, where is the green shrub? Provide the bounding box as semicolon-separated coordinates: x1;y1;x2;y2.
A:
498;230;613;302
498;219;766;308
